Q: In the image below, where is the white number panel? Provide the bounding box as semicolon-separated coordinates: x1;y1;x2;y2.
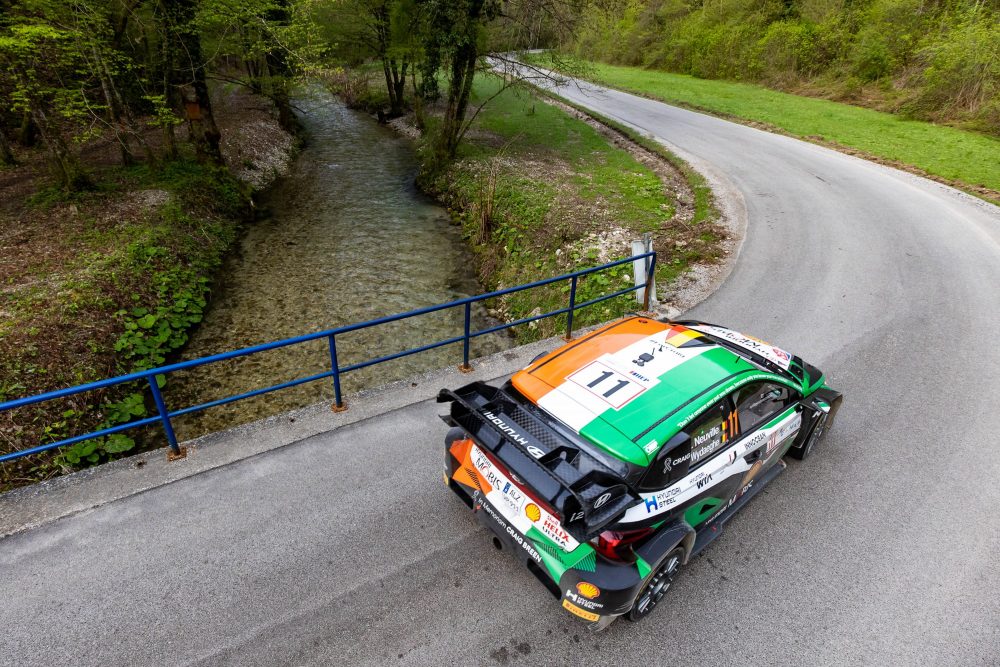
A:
566;359;648;410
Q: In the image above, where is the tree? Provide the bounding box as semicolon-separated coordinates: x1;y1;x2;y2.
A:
0;20;92;188
320;0;423;118
196;0;303;134
414;0;578;160
156;0;224;164
418;0;500;160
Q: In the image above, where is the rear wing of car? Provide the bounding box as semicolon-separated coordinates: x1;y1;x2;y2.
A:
438;381;640;544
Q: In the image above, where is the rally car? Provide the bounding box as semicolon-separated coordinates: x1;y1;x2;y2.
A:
438;317;841;629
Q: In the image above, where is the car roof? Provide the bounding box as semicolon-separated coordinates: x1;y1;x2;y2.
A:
510;317;795;466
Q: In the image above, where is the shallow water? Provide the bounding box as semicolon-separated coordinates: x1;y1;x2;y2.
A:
169;90;508;440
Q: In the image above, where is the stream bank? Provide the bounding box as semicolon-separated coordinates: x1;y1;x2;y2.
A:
0;86;296;489
169;88;507;440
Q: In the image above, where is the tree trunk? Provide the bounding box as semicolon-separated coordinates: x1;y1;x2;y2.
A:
0;127;15;166
162;123;177;161
158;12;178;161
385;59;408;117
382;60;398;116
30;107;88;190
411;69;425;131
161;0;223;164
17;111;37;147
438;43;478;158
263;0;299;135
92;44;134;166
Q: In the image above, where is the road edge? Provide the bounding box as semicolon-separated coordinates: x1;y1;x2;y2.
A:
0;336;559;538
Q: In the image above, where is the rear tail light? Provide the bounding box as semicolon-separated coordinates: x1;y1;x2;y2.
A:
593;527;654;562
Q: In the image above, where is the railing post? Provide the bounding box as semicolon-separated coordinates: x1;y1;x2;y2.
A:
565;275;578;341
642;252;656;312
148;375;185;460
329;334;347;412
459;302;473;373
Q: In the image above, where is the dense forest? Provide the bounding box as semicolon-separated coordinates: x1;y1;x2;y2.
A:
568;0;1000;134
0;0;572;190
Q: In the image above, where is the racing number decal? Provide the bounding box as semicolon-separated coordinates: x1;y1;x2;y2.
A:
721;410;739;444
567;360;647;410
586;371;630;398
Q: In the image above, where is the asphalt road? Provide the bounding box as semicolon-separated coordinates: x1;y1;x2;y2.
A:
4;78;1000;666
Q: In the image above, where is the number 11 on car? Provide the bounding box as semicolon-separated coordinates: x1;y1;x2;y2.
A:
566;360;647;409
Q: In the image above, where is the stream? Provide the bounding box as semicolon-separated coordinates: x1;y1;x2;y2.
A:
169;89;508;440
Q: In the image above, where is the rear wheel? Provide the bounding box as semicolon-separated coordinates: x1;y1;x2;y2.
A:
626;547;684;622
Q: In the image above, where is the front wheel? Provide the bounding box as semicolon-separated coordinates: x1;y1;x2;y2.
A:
626;547;684;622
789;397;841;460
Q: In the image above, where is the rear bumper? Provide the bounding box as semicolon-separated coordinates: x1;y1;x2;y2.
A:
446;443;646;627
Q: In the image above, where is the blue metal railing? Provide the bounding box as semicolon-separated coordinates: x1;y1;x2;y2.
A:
0;252;656;464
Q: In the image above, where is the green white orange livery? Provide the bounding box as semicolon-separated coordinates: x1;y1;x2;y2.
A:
438;316;841;628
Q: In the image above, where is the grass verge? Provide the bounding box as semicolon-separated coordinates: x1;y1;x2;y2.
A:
418;75;725;342
525;54;1000;203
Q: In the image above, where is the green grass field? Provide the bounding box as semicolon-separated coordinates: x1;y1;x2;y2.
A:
527;55;1000;196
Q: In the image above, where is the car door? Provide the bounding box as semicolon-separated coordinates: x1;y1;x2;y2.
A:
635;382;803;528
673;397;747;529
730;381;803;487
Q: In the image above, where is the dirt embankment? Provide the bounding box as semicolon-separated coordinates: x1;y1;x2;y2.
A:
0;86;296;490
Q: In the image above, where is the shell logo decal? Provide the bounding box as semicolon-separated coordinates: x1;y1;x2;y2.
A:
576;582;600;599
524;503;541;522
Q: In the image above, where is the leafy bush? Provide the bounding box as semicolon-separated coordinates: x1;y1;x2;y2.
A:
912;9;1000;132
568;0;1000;135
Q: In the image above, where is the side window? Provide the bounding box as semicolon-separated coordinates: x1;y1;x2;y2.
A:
687;400;736;469
641;432;689;491
735;382;792;433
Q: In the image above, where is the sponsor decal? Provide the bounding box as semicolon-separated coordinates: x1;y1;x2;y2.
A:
629;369;652;382
481;411;530;447
593;492;612;509
717;479;756;519
540;515;573;549
565;587;604;610
690;324;793;370
696;473;714;489
741;430;768;453
479;499;542;563
499;481;525;514
471;444;579;552
644;486;681;513
576;582;600;599
643;439;659;455
562;598;600;621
